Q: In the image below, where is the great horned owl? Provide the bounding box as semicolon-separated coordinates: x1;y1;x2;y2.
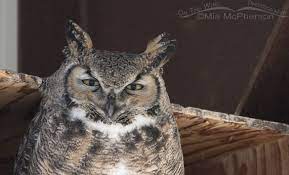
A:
13;20;184;175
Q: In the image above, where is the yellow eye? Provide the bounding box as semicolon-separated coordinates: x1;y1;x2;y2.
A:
82;79;99;87
126;83;144;91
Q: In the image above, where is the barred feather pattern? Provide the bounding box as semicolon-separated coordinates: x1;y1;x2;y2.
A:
14;21;184;175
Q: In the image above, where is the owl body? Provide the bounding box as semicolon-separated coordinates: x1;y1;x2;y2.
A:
14;21;184;175
16;104;182;175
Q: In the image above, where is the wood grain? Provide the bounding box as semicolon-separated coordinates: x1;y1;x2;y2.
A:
0;70;41;109
174;105;289;175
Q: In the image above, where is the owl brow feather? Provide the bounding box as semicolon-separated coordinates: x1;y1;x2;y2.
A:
134;74;143;82
84;69;98;80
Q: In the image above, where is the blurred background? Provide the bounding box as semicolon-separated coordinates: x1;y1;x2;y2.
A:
1;0;289;123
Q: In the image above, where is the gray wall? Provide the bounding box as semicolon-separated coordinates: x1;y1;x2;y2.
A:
0;0;18;71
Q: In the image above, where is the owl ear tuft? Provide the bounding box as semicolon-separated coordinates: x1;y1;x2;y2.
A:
65;20;93;57
142;33;176;70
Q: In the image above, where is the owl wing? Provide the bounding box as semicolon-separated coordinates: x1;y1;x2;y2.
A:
0;70;42;174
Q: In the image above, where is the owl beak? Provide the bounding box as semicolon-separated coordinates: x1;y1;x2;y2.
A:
104;94;116;118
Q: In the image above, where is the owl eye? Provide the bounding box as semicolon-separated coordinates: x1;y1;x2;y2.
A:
126;83;144;91
82;79;99;87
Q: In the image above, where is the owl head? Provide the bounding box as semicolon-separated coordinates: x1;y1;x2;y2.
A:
41;20;176;126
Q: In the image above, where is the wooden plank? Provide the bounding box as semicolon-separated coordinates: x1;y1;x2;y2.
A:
0;70;41;109
174;105;289;175
173;104;289;133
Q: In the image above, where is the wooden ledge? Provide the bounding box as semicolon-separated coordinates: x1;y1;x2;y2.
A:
173;104;289;175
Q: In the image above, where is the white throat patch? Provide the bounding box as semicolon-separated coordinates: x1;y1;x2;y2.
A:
69;107;156;140
112;162;130;175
